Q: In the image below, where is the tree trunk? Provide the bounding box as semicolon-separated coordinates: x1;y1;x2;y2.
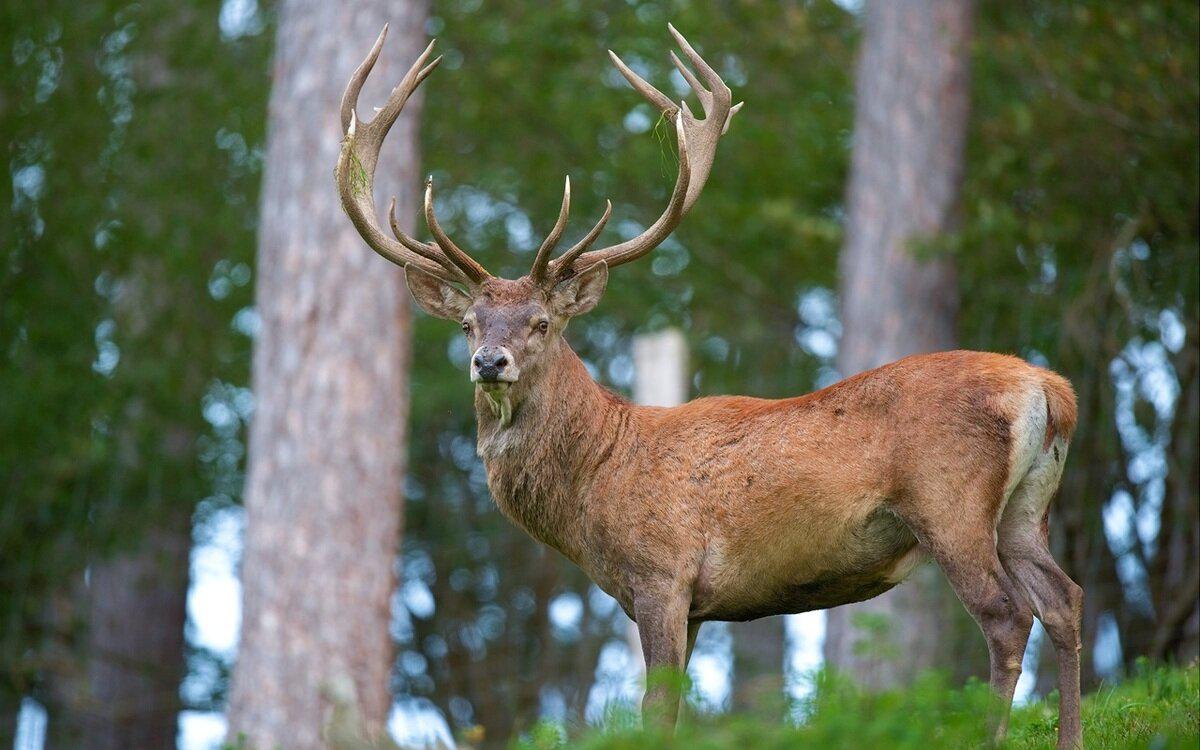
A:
823;0;976;688
731;616;785;715
41;513;191;750
77;520;191;750
226;0;425;746
629;330;690;685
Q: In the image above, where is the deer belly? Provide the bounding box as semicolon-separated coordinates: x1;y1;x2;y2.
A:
690;508;925;621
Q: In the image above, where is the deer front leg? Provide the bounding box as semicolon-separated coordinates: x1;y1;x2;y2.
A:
634;587;691;728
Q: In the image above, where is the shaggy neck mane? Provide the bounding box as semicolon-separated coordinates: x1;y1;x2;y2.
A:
473;339;630;558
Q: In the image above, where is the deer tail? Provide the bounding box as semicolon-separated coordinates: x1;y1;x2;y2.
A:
1039;368;1078;449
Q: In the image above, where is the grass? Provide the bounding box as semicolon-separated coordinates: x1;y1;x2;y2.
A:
513;661;1199;750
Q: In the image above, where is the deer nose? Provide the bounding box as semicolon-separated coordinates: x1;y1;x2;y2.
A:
472;346;509;381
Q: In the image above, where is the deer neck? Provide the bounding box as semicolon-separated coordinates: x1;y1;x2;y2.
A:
474;339;628;556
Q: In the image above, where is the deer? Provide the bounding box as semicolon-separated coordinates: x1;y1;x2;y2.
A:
335;24;1084;749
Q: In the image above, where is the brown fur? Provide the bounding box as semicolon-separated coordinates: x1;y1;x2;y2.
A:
338;25;1085;745
474;345;1060;621
406;274;1085;748
1040;369;1078;448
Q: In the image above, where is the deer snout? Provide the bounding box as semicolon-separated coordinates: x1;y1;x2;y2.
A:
471;345;518;384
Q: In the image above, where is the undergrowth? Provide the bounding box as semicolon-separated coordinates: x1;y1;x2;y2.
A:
512;661;1199;750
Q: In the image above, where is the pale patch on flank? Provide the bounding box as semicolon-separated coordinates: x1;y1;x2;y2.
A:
885;544;929;583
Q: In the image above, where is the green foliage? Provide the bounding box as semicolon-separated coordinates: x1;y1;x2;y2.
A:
961;0;1198;355
847;611;901;662
1006;660;1200;750
513;662;1200;749
0;0;269;704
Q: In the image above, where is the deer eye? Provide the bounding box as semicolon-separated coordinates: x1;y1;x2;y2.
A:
536;320;549;334
461;321;471;335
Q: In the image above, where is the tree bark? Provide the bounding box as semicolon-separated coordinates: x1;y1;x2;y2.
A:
227;1;425;746
731;616;786;715
42;514;191;750
78;521;191;750
823;0;976;688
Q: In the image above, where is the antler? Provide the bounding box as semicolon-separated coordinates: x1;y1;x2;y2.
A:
529;177;614;285
336;26;492;286
539;24;741;284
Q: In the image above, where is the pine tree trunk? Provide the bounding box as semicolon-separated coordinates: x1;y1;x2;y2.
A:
731;616;785;715
226;1;425;746
79;520;191;750
822;0;976;689
43;515;191;750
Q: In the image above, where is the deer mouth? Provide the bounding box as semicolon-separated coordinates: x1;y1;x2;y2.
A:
478;380;515;427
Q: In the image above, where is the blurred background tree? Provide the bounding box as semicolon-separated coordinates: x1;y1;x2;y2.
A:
1;0;266;746
823;0;977;689
1;0;1195;747
225;0;427;748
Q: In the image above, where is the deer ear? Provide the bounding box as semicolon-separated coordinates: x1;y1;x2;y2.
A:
404;266;472;320
552;261;608;318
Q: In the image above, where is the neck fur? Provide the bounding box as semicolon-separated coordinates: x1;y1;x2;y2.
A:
473;339;629;555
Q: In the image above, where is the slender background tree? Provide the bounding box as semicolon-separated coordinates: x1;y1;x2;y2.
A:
226;0;426;746
731;617;786;714
822;0;978;687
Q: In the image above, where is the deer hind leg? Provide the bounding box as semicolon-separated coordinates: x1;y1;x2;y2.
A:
997;438;1082;750
894;495;1033;743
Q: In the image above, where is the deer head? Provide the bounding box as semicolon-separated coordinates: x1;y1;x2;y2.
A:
336;24;739;423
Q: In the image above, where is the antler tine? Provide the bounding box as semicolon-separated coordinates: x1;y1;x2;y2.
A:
550;25;735;278
338;25;496;283
669;51;706;102
341;28;441;142
607;50;678;115
724;101;745;135
668;26;743;135
370;38;441;143
530;176;572;283
340;25;388;133
424;177;492;284
550;199;613;282
667;23;730;105
337;27;491;286
389;196;464;273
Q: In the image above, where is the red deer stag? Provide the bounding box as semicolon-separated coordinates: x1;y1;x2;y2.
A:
336;25;1083;749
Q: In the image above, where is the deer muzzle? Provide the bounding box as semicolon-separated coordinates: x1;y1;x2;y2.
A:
471;345;519;388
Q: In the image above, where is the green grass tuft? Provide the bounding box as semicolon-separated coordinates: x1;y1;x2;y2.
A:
512;661;1199;749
